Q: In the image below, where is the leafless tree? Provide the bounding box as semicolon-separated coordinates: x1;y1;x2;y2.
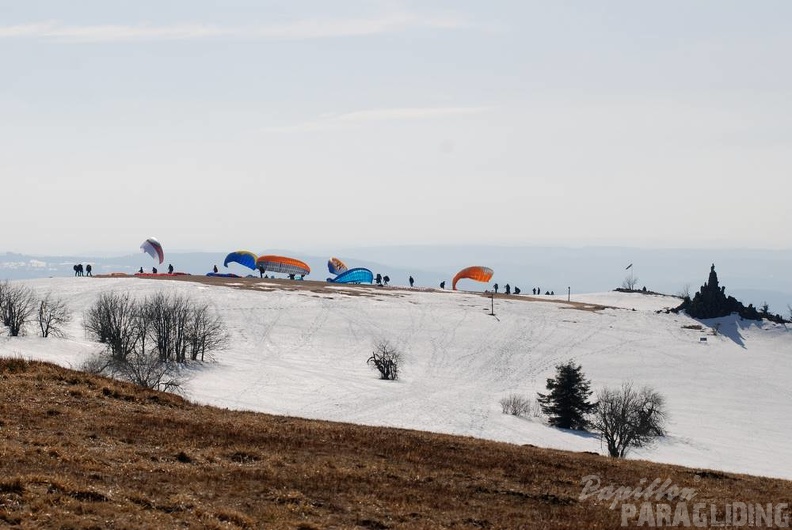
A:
368;340;402;380
38;294;72;338
84;290;227;392
83;291;142;360
591;382;668;458
186;303;228;361
1;282;37;336
621;273;639;290
143;292;192;362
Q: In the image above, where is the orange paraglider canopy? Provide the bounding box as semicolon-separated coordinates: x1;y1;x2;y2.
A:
255;255;311;276
452;266;494;290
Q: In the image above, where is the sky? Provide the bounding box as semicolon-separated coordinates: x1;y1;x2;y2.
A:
2;1;790;255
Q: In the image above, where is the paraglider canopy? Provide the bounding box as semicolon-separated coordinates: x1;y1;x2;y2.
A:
327;257;348;276
224;250;258;271
327;267;373;284
256;255;311;276
140;237;164;264
452;266;494;290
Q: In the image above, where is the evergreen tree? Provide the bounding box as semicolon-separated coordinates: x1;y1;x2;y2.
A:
537;361;596;430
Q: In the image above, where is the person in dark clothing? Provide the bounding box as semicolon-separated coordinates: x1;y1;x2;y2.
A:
213;265;218;273
409;276;414;288
73;264;79;277
514;287;521;295
532;288;536;295
258;266;265;278
383;275;390;286
375;273;383;286
85;264;92;276
440;281;445;289
76;264;83;277
288;273;295;280
138;267;144;274
505;284;511;295
168;264;174;274
493;283;499;293
152;267;158;274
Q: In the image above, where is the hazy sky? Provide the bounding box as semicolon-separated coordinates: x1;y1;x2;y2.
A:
2;1;790;255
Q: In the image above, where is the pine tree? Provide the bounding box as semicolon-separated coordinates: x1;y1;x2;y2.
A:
537;361;597;430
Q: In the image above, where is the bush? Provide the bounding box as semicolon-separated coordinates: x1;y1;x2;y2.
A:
367;340;402;380
499;394;527;416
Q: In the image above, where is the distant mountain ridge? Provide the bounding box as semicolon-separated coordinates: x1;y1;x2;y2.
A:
1;245;790;312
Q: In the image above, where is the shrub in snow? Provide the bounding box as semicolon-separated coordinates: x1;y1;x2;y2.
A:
367;340;402;380
499;394;533;416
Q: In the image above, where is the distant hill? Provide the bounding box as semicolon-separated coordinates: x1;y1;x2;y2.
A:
3;245;789;311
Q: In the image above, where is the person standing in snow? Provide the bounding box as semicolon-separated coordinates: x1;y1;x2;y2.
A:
409;276;414;287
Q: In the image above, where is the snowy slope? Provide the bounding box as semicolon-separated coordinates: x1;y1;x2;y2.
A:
2;277;790;480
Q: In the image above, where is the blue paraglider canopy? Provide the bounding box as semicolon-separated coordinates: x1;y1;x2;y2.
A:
327;268;373;284
224;250;258;271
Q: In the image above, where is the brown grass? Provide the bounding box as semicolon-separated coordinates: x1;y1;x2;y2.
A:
97;273;612;311
1;359;790;529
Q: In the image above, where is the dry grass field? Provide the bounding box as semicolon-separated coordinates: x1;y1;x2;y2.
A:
1;358;790;529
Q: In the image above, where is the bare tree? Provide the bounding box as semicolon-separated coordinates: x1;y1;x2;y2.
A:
621;273;639;291
84;291;142;360
0;281;7;335
591;382;668;458
84;290;227;392
367;340;402;380
38;294;72;338
1;283;37;336
186;303;228;361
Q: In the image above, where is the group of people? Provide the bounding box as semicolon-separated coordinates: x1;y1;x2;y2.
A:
491;283;552;296
137;264;175;274
73;263;92;277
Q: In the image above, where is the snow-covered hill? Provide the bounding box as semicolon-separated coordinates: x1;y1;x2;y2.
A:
2;277;790;480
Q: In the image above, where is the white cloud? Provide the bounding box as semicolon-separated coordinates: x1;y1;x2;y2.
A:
0;13;469;43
